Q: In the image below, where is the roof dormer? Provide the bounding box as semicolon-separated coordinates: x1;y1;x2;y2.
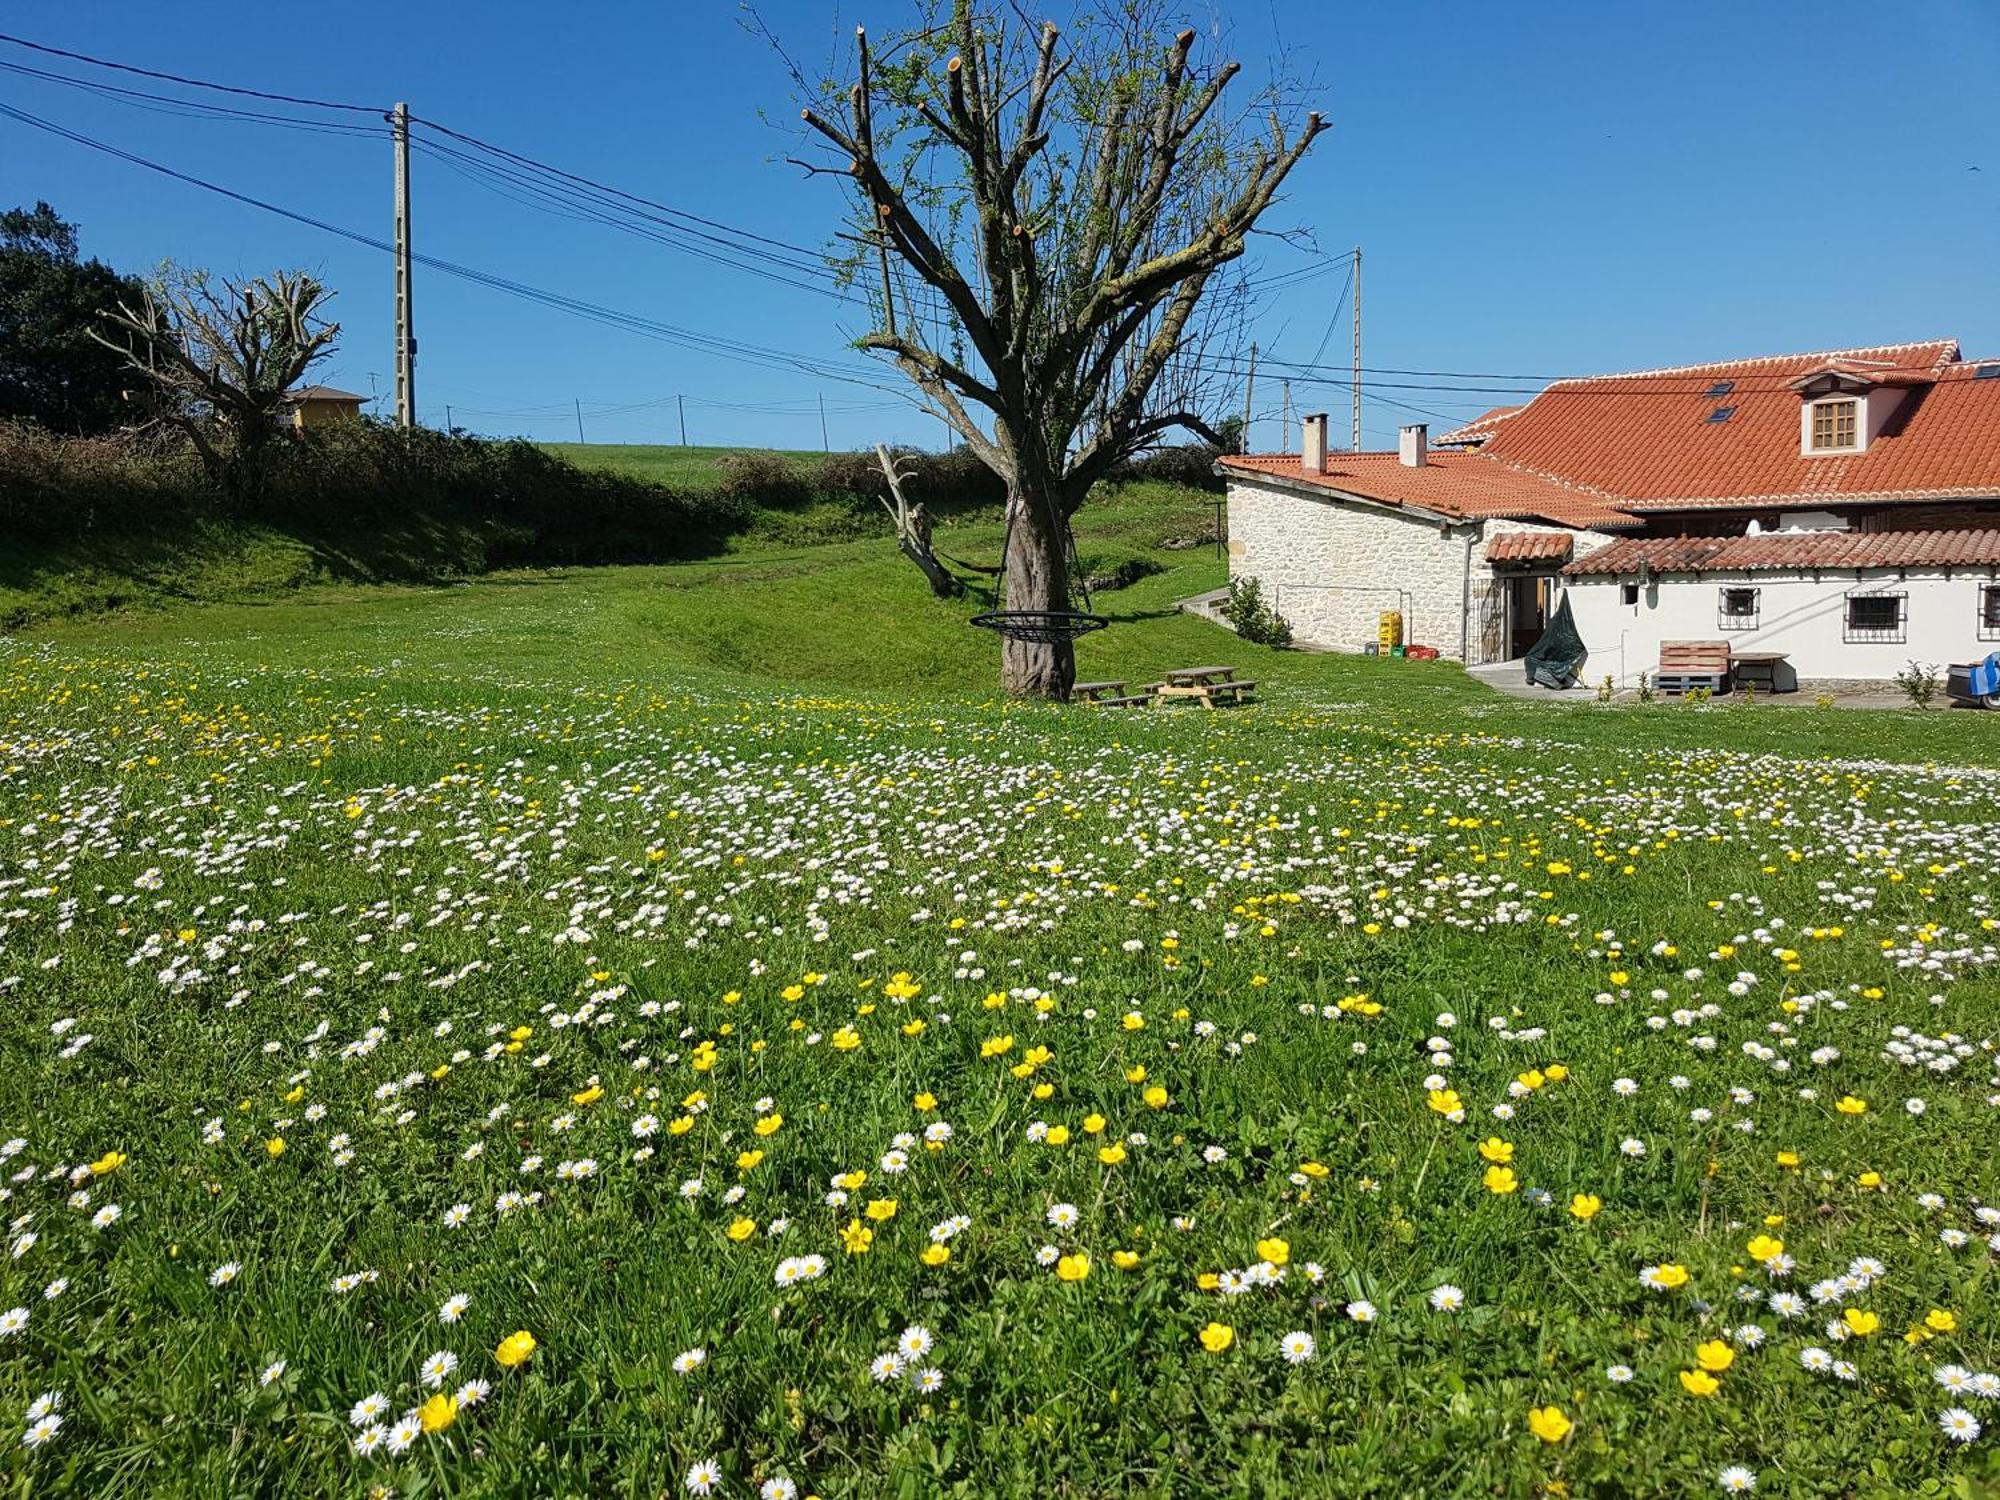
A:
1787;364;1929;457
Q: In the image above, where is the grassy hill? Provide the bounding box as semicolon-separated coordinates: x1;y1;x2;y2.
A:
537;441;830;489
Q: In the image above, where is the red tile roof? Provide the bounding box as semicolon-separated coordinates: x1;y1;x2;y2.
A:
1215;451;1635;531
1434;405;1521;447
1486;530;1574;563
1477;340;2000;511
1563;528;2000;577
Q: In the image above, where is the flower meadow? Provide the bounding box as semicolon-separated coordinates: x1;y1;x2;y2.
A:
3;641;2000;1496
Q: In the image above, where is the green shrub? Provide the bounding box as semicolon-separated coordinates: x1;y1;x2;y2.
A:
1219;575;1292;648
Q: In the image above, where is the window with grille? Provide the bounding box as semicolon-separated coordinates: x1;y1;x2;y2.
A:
1844;592;1905;643
1717;586;1760;630
1980;584;2000;641
1811;399;1858;451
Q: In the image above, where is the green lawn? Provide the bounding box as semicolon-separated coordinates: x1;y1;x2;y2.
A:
4;486;2000;1497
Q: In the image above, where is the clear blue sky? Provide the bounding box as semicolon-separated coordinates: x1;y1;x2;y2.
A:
5;1;1997;451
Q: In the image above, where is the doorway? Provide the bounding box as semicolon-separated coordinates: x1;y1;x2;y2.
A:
1505;573;1553;659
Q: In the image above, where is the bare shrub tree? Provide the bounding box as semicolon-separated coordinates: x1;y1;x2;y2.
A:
92;267;338;497
786;0;1325;697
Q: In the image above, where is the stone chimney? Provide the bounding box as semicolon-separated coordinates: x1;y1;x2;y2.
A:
1398;423;1428;467
1301;412;1328;475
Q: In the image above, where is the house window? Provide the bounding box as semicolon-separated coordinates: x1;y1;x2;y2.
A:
1718;586;1760;630
1844;592;1905;643
1811;399;1858;452
1621;581;1641;606
1980;584;2000;641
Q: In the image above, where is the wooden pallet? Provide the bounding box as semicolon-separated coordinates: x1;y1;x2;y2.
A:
1654;672;1729;697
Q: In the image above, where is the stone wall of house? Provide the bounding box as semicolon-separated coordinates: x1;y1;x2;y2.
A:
1225;480;1620;662
1226;479;1474;655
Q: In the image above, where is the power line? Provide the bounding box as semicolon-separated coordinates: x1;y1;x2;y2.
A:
0;58;385;136
0;31;384;113
0;100;912;401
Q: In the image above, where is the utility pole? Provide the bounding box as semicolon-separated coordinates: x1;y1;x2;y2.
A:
1350;244;1362;451
1281;379;1292;447
573;397;585;444
819;392;830;452
392;102;414;430
444;403;452;433
1242;341;1257;452
677;394;687;446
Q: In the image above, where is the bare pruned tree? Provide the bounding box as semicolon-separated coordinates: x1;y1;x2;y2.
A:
789;0;1325;697
91;267;339;497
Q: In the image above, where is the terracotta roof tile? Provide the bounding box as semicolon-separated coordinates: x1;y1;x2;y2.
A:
1434;405;1521;447
1563;528;2000;577
1487;530;1574;563
1477;340;2000;510
1216;451;1635;531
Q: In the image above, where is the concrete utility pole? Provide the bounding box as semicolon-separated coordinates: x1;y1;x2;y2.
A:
1350;244;1362;451
819;391;830;452
1242;341;1257;452
678;394;687;446
573;397;585;443
392;102;415;429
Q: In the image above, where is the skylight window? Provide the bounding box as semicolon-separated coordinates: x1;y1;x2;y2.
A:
1706;405;1737;424
1705;380;1736;398
1976;364;2000;381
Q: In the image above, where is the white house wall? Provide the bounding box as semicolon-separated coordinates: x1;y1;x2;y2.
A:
1565;568;1999;686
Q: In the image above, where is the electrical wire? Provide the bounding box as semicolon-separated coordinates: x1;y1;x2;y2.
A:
0;31;384;113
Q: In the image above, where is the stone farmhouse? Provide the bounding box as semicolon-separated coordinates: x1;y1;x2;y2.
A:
1216;339;2000;686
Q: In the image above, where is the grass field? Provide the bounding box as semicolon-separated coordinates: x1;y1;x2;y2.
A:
4;478;2000;1497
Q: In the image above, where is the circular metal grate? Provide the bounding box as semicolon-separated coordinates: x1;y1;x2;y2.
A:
968;609;1110;644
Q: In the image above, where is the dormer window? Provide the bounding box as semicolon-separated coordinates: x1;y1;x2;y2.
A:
1810;398;1858;452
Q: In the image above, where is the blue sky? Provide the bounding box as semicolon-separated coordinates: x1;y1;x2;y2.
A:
5;1;1997;451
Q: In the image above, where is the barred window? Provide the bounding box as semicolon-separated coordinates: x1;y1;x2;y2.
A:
1844;592;1905;643
1718;587;1759;630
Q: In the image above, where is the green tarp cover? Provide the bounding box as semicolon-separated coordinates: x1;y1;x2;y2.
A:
1524;593;1585;688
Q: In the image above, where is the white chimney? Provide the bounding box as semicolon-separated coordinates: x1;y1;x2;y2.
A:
1301;412;1328;474
1399;424;1428;467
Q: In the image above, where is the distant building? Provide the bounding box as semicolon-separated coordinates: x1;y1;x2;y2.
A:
1218;339;2000;685
283;385;369;431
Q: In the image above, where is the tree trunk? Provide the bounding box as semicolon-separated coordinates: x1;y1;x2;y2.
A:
999;484;1077;700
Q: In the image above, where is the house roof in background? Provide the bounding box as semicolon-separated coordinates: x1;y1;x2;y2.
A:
1475;340;2000;510
1562;528;2000;577
286;385;370;403
1433;405;1521;447
1215;451;1637;531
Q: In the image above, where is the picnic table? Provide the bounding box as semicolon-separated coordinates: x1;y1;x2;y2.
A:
1147;665;1257;708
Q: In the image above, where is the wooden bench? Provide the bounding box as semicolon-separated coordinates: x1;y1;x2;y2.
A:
1095;694;1156;708
1071;680;1128;703
1656;640;1731;697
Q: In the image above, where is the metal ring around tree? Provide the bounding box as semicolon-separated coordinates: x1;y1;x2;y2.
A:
968;609;1110;644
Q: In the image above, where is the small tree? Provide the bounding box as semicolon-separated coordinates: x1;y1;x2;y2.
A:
790;1;1325;697
92;267;338;497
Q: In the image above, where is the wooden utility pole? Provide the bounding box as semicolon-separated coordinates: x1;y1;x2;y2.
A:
573;397;585;443
819;392;830;452
392;102;414;429
678;394;687;446
1242;341;1257;451
1350;244;1362;451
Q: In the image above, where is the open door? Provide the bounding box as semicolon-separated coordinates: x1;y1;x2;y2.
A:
1505;573;1552;659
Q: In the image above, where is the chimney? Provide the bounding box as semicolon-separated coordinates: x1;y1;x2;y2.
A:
1398;423;1428;467
1301;412;1328;474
